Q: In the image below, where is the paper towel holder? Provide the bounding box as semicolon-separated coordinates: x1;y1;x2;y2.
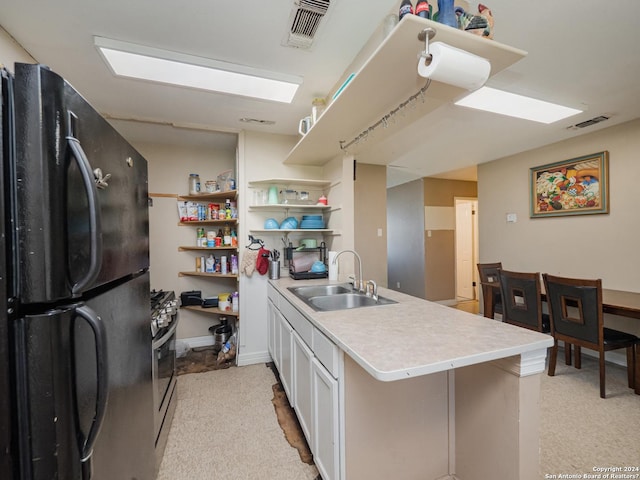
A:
417;27;437;66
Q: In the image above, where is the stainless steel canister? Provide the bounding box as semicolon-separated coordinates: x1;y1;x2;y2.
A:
268;260;280;280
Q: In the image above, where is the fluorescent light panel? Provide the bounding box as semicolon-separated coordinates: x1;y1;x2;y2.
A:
94;37;301;103
455;86;582;124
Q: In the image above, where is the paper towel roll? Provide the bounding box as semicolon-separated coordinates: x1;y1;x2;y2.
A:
418;42;490;91
328;251;338;281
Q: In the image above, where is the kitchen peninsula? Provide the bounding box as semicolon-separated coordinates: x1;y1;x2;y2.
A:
268;277;553;480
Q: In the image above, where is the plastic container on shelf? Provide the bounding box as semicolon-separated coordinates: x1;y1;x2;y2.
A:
189;173;201;195
231;292;239;312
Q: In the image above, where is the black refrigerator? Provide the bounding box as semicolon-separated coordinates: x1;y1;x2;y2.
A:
0;63;155;480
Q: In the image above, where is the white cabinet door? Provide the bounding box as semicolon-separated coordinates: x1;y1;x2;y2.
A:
292;330;313;447
280;314;294;400
273;305;281;371
312;358;339;480
267;299;276;362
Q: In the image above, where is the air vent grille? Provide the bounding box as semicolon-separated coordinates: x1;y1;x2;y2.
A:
283;0;331;49
567;115;610;130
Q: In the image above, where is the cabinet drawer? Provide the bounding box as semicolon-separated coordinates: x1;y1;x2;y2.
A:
280;298;313;347
267;283;280;310
312;327;339;379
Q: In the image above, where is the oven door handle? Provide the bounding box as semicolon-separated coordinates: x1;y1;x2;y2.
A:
152;319;178;350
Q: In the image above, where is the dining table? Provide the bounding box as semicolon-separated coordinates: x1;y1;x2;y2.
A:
481;280;640;395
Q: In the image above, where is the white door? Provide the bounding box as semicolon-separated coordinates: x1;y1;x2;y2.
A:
312;358;339;480
455;199;477;300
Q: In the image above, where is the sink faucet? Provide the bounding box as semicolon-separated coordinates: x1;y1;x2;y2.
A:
365;280;378;301
333;250;364;293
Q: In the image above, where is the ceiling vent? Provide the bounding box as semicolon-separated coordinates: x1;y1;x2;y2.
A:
282;0;331;49
567;115;610;130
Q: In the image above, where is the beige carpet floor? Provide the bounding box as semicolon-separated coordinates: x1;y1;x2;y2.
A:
539;353;640;476
160;350;639;479
157;363;319;480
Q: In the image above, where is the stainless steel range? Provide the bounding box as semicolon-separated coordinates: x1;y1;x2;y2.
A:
150;289;179;472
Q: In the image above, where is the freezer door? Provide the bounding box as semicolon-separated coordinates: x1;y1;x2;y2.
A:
12;63;149;304
0;68;15;479
13;272;154;480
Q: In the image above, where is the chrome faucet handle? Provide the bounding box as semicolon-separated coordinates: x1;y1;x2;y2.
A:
365;280;378;300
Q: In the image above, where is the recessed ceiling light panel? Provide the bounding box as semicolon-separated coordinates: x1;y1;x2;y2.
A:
94;37;302;103
455;86;582;124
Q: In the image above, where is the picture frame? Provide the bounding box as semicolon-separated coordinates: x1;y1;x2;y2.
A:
530;151;609;218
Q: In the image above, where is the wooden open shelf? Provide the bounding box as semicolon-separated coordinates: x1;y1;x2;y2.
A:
283;15;526;166
181;305;239;317
179;272;238;279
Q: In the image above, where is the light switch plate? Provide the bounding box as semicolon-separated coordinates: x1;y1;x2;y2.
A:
506;213;517;223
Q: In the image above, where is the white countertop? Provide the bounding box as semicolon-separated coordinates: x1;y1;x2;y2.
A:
270;277;553;381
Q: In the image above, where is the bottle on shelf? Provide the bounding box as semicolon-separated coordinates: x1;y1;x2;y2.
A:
223;225;231;246
311;98;326;125
415;0;431;18
232;292;239;312
225;199;232;219
399;0;413;21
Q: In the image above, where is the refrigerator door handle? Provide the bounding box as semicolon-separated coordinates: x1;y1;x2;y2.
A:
66;124;103;296
73;305;109;480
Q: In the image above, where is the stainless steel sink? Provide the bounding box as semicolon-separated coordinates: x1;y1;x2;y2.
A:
308;293;396;311
288;284;397;311
288;284;353;299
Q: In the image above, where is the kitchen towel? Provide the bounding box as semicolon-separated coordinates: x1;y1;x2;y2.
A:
328;251;338;281
291;253;318;272
417;42;490;91
240;249;258;276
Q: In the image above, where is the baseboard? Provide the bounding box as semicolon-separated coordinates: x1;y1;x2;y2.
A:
578;347;629;368
237;350;272;366
180;335;214;349
434;299;458;306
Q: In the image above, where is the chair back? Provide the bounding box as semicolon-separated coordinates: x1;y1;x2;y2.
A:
498;269;544;332
477;262;502;285
542;274;602;347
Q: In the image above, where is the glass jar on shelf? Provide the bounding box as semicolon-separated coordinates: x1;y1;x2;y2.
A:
189;173;200;195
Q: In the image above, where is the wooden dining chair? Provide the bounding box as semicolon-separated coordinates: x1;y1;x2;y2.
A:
542;273;638;399
477;262;503;319
498;269;549;333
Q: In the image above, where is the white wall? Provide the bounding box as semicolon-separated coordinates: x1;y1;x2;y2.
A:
478;119;640;358
237;131;354;365
0;26;35;68
239;130;322;365
478;119;640;291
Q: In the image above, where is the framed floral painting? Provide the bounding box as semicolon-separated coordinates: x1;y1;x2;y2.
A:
530;151;609;218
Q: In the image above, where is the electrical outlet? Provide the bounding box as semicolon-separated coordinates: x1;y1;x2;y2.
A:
396;282;401;288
